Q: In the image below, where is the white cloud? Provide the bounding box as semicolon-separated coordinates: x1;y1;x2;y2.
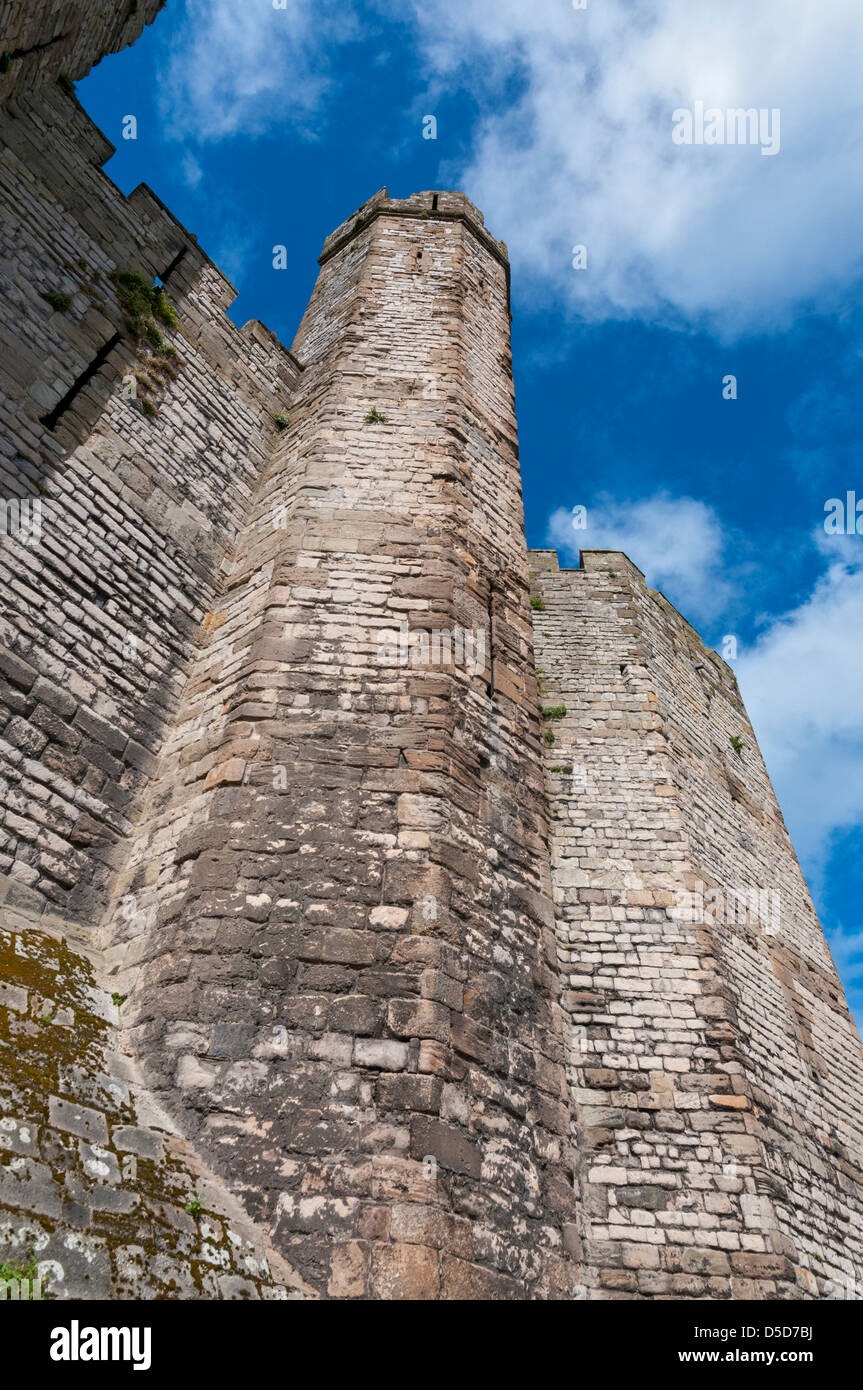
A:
181;152;204;188
736;560;863;864
406;0;863;335
815;526;863;565
159;0;356;141
154;2;863;332
547;491;732;622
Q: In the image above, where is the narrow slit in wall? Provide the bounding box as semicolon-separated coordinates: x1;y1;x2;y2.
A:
6;34;70;61
487;585;495;698
159;246;187;285
40;332;122;430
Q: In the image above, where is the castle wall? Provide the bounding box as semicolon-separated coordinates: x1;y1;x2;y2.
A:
2;0;861;1301
0;1;166;104
103;191;578;1300
0;76;319;1293
529;548;863;1299
0;83;299;924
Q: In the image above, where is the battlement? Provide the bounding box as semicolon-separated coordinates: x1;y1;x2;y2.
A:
319;186;510;277
530;546;739;691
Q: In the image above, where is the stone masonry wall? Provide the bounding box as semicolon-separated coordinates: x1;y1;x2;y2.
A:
0;67;312;1299
102;190;578;1300
1;41;578;1296
0;81;300;924
2;0;862;1301
529;548;863;1299
628;551;863;1297
0;1;166;105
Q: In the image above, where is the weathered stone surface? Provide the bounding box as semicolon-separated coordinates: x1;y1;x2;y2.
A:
0;1;166;104
0;0;860;1304
528;547;863;1300
51;178;578;1302
0;907;311;1299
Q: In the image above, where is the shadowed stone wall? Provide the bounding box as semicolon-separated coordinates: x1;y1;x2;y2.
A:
0;79;299;922
0;0;166;104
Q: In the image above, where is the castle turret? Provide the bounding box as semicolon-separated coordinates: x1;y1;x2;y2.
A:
107;190;579;1299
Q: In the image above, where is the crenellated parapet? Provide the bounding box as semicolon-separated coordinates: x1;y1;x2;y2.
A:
0;79;301;925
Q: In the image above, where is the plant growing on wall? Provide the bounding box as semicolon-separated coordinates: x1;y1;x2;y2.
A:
41;290;73;313
0;1249;44;1296
111;269;183;418
111;270;178;340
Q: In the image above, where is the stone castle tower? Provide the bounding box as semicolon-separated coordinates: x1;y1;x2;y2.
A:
1;1;862;1300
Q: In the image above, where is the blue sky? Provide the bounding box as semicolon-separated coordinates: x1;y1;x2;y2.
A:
79;0;863;1025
